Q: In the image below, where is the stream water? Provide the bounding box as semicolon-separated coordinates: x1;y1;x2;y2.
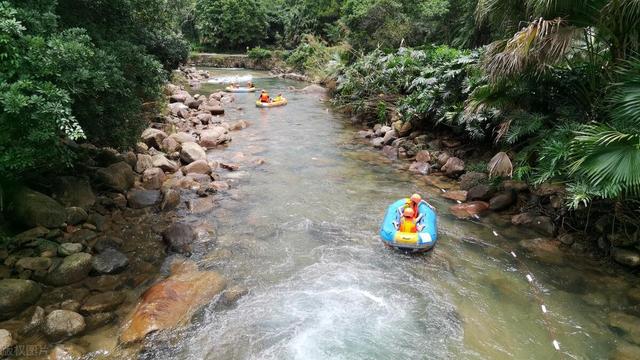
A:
133;69;637;360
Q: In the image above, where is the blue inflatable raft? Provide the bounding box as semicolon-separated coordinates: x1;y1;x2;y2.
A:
380;198;438;252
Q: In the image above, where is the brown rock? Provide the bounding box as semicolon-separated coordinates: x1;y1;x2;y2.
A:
182;160;211;175
188;198;215;214
229;120;248;131
160;189;181;211
80;291;126;314
415;150;431;163
161;137;180;153
441;190;467;202
449;201;489;219
467;184;493;201
220;163;239;171
140;128;168;150
441;157;465;178
409;162;430;175
489;191;516;211
142;168;166;190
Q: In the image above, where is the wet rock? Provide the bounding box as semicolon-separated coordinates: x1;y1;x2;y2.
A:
92;248;129;274
60;299;81;312
409;161;430;175
182;160;211;175
80;291;126;314
45;253;92;286
127;189;161;209
612;248;640;268
21;306;45;334
135;154;154;173
459;172;488;190
85;312;116;331
0;329;13;355
436;152;450;166
424;175;457;190
152;154;179;173
518;238;563;264
96;162;135;193
381;145;397;160
188;198;215;214
611;342;640;360
382;129;397;145
511;213;555;236
84;274;125;292
160;188;181;211
142;168;166;190
48;343;85;360
441;190;467;202
15;257;52;272
161;136;180;153
141;128;168;150
10;188;66;229
199;127;231;148
180;142;207;164
52;177;96;209
229;120;248;131
442;157;465;178
489;191;516;211
356;130;373;139
467;184;493;201
371;137;384;148
162;223;195;255
65;207;88;226
609;312;640;344
220;162;239;171
119;262;226;343
68;229;97;244
87;213;107;232
44;310;85;340
0;279;42;320
449;201;489;219
415;150;431;163
219;285;248;306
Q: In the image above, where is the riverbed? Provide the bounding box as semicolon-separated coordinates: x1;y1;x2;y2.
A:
113;69;638;359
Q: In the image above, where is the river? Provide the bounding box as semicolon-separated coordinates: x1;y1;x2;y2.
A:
133;69;636;360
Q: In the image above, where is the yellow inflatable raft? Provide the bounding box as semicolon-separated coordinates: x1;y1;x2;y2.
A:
225;86;257;93
256;99;288;108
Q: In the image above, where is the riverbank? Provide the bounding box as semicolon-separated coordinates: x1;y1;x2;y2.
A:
0;68;257;358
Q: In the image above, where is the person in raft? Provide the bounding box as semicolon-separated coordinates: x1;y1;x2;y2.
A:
247;81;254;88
396;193;434;231
259;90;271;103
273;93;284;102
398;208;418;233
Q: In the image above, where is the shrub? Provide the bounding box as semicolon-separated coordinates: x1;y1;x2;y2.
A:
247;47;273;61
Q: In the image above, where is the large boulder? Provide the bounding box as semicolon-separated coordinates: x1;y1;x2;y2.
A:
141;128;168;150
199;127;231;148
169;91;189;103
66;207;88;225
92;248;129;274
162;223;195;255
120;261;226;343
609;312;640;344
44;253;93;286
170;132;196;144
408;162;430;175
511;213;555;237
180;142;207;164
44;310;85;340
52;177;96;209
15;257;52;272
441;190;468;202
182;160;211;175
135;154;154;174
0;279;42;320
382;130;398;145
10;188;66;229
127;189;161;209
489;190;516;211
449;201;490;219
459;171;488;190
152;154;179;173
96;162;135;193
161;136;180;153
467;184;493;201
142;168;166;190
441;157;465;178
160;188;181;211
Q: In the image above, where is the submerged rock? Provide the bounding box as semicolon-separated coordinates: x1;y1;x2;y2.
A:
441;190;467;202
119;261;226;343
609;312;640;344
80;291;126;314
44;310;85;340
48;343;86;360
44;253;92;286
162;223;195;255
92;248;129;274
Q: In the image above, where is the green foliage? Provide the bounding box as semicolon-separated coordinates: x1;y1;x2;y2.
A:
286;35;348;79
247;47;273;61
195;0;269;50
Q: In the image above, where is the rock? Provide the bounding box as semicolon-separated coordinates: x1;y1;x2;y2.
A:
135;154;154;173
381;146;397;160
0;279;42;320
377;125;392;136
87;213;106;232
441;157;465;178
68;229;97;244
161;136;180;153
467;184;493;201
140;128;168;150
628;287;640;305
199;127;231;148
162;223;195;255
558;233;575;246
609;232;637;248
382;130;398;145
0;329;13;355
182;160;211;175
44;310;85;340
170;132;196;144
219;285;248;306
371;137;385;148
398;121;413;137
135;142;148;153
160;189;181;211
48;343;85;360
220;162;239;171
45;253;92;286
10;188;66;229
449;201;489;219
609;312;640;344
15;257;52;272
612;248;640;268
229;120;248;131
141;168;166;190
188;198;215;214
408;162;430;175
424;175;457;190
60;299;81;312
93;236;122;253
52;177;96;209
301;84;326;94
169;102;188;117
511;213;555;236
436;152;450;166
489;191;516;211
196;113;212;124
85;312;116;331
356;130;373;139
65;207;88;226
21;306;45;334
169;91;189;103
127;189;161;209
201;104;224;115
57;243;82;257
611;342;640;360
502;180;529;192
533;182;566;197
441;190;468;202
415;150;431;163
120;262;226;343
84;275;125;292
518;238;563;264
80;291;126;314
180;142;207;164
152;154;179;173
15;226;50;245
96;162;135;193
442;139;461;148
92;248;129;274
458;172;486;191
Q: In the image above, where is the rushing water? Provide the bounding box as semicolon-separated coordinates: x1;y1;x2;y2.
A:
134;69;637;360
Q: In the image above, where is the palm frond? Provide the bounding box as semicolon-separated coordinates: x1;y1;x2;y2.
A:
488;151;514;177
608;57;640;129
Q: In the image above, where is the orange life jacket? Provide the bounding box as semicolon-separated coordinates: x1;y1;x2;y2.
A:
260;93;270;102
399;217;417;233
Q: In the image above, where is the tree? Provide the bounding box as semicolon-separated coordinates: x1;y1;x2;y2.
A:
195;0;269;50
